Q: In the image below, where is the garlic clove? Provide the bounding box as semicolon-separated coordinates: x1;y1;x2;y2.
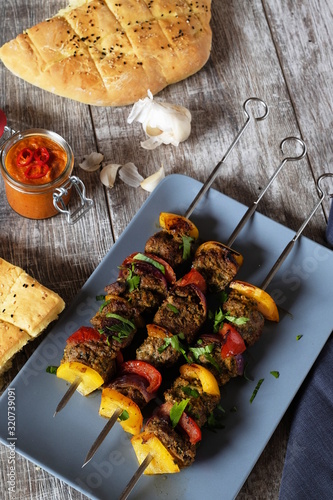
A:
100;163;121;188
79;152;104;172
140;166;165;192
119;162;144;188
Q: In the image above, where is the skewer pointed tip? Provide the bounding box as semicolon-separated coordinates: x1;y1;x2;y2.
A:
119;453;153;500
82;407;123;467
53;376;82;417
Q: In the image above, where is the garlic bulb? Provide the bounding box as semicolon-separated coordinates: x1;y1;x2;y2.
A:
79;152;104;172
127;90;191;150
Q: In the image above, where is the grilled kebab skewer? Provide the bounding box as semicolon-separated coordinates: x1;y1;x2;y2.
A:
54;95;270;412
120;176;332;499
81;135;306;455
83;241;249;464
54;213;200;414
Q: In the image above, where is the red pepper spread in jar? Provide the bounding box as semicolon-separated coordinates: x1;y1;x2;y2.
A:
5;136;67;185
1;130;74;220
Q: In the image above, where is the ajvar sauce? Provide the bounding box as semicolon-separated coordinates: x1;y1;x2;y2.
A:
0;129;74;220
5;135;67;186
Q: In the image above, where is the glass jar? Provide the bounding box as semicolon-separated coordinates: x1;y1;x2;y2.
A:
0;128;91;222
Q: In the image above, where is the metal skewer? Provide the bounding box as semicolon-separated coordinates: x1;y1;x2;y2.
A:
82;407;122;467
227;137;307;247
80;134;306;462
119;173;333;500
184;97;269;219
119;453;153;500
54;97;268;418
53;376;81;417
261;172;333;290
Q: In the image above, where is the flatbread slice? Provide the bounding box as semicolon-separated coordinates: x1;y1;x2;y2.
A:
0;321;30;376
0;271;65;337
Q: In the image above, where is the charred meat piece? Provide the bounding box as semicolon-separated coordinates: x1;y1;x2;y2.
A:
136;335;181;368
62;337;117;381
223;289;264;346
91;296;138;350
153;284;207;344
164;375;220;427
105;261;168;317
191;334;244;386
192;242;242;292
144;230;185;267
144;414;196;468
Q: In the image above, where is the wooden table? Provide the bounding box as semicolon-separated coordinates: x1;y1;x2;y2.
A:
1;1;332;499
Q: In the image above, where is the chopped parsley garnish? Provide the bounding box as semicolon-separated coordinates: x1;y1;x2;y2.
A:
158;332;189;361
46;365;58;375
96;294;106;302
133;253;165;274
189;343;220;371
126;263;140;292
182;385;200;398
296;334;303;341
119;410;129;421
205;404;226;431
170;399;189;428
250;378;264;403
167;303;179;314
212;307;248;333
99;299;111;312
270;371;280;379
180;235;194;260
104;313;136;343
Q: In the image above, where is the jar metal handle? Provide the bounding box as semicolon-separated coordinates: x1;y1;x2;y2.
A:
53;176;93;224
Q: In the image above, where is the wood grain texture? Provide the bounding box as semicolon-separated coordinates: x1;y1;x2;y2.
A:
0;0;332;499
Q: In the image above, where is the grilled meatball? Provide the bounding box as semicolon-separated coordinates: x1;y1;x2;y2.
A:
192;336;243;386
145;231;185;267
223;289;264;346
105;261;168;317
144;415;196;468
164;375;220;427
104;281;127;295
153;284;206;344
136;336;181;368
193;243;241;292
62;338;117;381
91;296;138;350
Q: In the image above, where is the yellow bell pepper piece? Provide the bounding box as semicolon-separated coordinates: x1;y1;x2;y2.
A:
146;323;173;339
179;363;220;397
229;280;279;322
131;431;180;474
99;388;143;435
159;212;199;239
56;361;104;396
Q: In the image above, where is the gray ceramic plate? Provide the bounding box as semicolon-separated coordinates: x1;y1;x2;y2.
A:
1;174;332;500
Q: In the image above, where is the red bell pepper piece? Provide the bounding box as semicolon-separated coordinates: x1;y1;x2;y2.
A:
219;323;246;359
119;360;162;394
178;411;202;445
177;268;207;295
66;326;106;344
